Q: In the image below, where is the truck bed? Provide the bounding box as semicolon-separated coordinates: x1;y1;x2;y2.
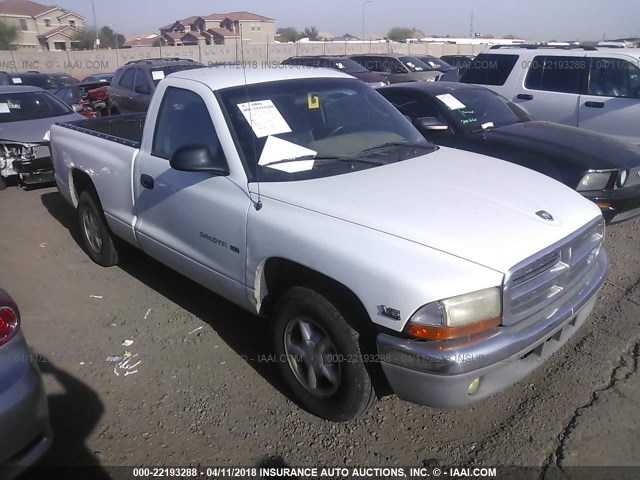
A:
55;113;145;148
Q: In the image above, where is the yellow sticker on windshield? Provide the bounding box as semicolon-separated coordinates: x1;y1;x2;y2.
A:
307;93;320;109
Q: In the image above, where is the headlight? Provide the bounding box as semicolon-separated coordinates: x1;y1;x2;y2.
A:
406;287;501;340
576;171;615;191
617;170;628;188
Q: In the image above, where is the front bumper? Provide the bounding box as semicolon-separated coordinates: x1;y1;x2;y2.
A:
377;249;607;408
0;142;54;186
0;333;52;476
583;184;640;224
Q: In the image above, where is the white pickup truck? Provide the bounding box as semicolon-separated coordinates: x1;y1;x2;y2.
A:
51;66;608;421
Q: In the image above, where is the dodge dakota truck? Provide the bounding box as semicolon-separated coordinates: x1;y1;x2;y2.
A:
50;66;608;421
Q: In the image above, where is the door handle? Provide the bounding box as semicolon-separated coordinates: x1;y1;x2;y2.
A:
517;94;534;100
140;174;154;189
585;101;605;108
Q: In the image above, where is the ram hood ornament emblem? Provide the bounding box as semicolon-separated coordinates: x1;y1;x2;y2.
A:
535;210;554;221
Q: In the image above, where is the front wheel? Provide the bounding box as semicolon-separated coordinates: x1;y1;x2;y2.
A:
77;190;119;266
273;287;376;421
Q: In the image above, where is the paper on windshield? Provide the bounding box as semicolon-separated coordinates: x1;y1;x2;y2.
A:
237;100;292;138
336;62;345;69
42;130;50;141
0;103;9;114
258;136;316;172
151;71;165;81
436;94;466;110
481;122;494;130
11;77;22;84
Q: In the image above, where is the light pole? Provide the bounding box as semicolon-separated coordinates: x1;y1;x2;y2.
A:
91;0;99;49
362;0;371;43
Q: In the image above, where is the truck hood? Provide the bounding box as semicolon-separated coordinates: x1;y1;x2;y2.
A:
255;146;602;274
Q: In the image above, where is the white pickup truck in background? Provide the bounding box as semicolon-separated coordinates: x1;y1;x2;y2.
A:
51;66;608;421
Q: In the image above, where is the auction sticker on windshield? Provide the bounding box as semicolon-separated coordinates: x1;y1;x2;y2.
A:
436;93;466;110
0;103;9;114
237;100;292;138
152;71;165;81
258;136;316;172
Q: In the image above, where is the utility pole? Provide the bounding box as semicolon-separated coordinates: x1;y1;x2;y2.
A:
362;1;371;43
469;10;474;38
92;0;100;49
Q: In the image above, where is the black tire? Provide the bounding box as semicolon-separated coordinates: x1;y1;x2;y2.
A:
0;176;6;190
273;286;376;421
108;106;119;116
77;190;119;267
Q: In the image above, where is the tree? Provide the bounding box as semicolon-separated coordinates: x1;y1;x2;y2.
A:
71;28;98;50
303;26;319;41
387;27;414;42
275;27;301;43
71;26;126;50
99;26;125;49
152;37;167;47
0;20;19;50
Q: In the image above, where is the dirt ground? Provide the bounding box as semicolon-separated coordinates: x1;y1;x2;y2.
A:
1;185;639;478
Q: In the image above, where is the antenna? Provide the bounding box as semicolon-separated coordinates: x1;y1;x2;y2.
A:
239;23;262;210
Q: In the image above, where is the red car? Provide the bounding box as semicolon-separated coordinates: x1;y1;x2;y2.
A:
53;82;109;118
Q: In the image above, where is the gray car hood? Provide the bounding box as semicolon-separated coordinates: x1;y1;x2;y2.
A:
0;113;83;143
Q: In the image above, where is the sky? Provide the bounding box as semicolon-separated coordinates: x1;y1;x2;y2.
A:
55;0;640;41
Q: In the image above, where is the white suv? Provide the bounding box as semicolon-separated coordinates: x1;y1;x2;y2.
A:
459;46;640;144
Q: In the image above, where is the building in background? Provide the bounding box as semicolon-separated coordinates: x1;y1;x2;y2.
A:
123;32;161;48
0;0;85;51
159;11;274;46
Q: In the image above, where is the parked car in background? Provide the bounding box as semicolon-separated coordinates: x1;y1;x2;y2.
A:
280;56;388;86
54;81;109;118
379;81;640;224
52;67;607;421
0;86;83;189
414;55;457;73
459;45;640;144
8;73;58;91
108;58;204;114
80;73;114;84
0;288;52;475
349;54;441;83
48;73;79;87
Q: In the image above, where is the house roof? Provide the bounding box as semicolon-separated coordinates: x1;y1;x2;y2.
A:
223;11;274;22
57;11;84;20
202;13;226;21
207;28;239;38
123;37;158;48
37;25;81;39
0;0;52;16
163;32;184;40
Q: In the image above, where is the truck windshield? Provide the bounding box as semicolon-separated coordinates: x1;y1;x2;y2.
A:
0;91;72;123
218;77;434;182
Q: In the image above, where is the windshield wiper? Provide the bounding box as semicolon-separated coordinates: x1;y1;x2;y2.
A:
261;155;383;167
356;141;434;155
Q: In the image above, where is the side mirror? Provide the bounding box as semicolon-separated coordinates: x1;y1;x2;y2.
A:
170;145;229;176
415;116;449;132
72;104;84;113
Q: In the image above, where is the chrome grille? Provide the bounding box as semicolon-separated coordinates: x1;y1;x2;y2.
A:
503;218;604;326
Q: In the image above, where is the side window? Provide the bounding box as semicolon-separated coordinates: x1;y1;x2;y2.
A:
588;57;640;98
524;56;588;94
119;69;136;90
134;69;150;94
391;60;406;73
460;54;518;86
355;57;376;71
152;87;225;163
382;93;438;119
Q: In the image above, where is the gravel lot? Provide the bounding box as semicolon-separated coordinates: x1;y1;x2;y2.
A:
1;185;639;478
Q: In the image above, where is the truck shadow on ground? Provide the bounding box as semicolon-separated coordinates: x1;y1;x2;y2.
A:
40;191;300;407
21;356;109;480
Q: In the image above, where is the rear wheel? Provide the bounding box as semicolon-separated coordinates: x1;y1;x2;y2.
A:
77;190;119;266
273;287;376;421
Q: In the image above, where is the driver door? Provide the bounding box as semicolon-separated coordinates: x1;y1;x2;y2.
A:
134;85;251;298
